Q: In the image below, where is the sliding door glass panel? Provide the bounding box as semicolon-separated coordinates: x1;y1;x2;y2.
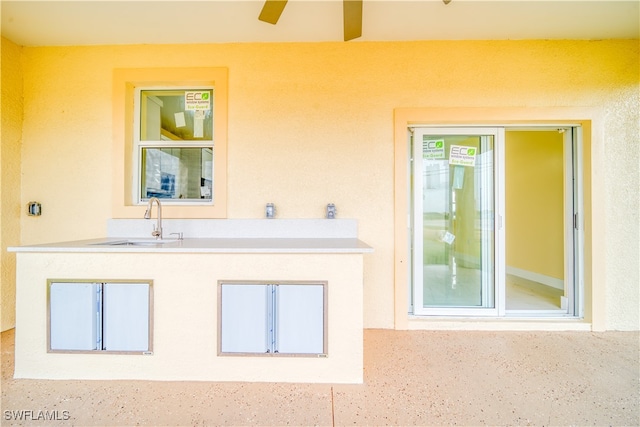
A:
413;129;497;314
504;130;565;312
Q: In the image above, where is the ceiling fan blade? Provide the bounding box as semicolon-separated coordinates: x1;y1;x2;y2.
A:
259;0;289;25
343;0;363;41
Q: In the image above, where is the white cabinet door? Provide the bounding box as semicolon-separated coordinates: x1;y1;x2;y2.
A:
275;284;324;354
220;284;269;353
49;282;99;351
102;283;150;352
219;283;325;355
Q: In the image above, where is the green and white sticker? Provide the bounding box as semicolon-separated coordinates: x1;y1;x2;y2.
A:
422;137;445;159
449;145;476;167
185;91;211;111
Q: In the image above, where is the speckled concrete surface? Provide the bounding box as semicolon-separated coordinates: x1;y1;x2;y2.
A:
2;328;638;426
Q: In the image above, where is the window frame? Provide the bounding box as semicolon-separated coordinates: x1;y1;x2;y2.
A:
133;86;215;206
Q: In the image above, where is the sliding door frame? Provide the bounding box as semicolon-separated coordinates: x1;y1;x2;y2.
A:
411;126;505;317
408;124;584;319
394;107;599;331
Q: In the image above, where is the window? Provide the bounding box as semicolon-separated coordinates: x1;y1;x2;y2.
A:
134;88;214;204
112;67;228;219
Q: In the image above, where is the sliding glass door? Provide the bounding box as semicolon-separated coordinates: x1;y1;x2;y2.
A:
412;128;504;316
411;126;582;318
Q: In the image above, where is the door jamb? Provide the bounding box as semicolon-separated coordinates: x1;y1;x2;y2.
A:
393;107;599;330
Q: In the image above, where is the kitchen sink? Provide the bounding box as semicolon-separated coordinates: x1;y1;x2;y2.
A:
91;239;173;246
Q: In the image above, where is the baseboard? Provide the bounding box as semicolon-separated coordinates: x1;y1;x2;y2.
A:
506;266;564;290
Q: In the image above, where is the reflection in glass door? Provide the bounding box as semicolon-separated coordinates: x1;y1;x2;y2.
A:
412;128;504;316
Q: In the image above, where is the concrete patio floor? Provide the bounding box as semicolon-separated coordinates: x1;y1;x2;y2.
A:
2;328;638;426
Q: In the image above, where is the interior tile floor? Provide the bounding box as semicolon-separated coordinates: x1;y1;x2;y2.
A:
2;328;638;426
422;267;565;311
505;275;564;310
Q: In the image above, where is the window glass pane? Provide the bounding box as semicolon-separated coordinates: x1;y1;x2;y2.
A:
140;89;213;141
141;147;213;201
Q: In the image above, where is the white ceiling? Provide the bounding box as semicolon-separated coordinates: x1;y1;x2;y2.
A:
1;0;638;47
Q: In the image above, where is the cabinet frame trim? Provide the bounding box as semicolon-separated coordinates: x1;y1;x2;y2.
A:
217;280;328;358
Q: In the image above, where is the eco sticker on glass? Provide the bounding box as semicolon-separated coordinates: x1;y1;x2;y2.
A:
449;145;476;167
423;137;445;159
185;91;211;111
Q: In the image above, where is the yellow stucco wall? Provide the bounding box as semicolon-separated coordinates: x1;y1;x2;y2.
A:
506;130;564;281
10;39;640;330
0;37;23;331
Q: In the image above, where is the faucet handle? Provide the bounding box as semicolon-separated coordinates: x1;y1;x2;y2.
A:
169;232;184;240
151;224;162;238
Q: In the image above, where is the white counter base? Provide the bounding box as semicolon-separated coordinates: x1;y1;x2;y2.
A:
15;251;365;383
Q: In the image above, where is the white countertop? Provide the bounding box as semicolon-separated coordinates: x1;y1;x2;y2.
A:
9;237;374;254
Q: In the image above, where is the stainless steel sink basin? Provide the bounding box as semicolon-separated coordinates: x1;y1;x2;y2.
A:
91;239;172;246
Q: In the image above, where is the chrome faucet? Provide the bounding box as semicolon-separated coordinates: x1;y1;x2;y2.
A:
144;197;163;239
